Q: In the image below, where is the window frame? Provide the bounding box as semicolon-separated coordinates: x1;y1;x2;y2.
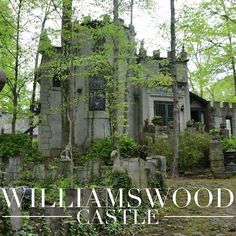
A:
154;101;173;125
88;75;106;111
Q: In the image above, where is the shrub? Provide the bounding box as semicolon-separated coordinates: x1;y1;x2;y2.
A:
112;171;132;189
81;135;137;165
179;130;211;170
151;137;172;168
151;130;211;171
0;133;41;162
221;136;236;151
0;195;13;234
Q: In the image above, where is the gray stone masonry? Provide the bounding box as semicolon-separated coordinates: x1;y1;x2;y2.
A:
209;140;232;178
5;156;22;184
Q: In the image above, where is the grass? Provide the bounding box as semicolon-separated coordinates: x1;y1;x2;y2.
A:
146;177;236;235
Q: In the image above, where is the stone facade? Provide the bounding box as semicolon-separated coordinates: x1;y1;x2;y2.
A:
0;110;38;136
38;19;191;157
209;101;236;135
190;93;236;135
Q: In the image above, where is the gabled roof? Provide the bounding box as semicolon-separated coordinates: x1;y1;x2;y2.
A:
190;92;209;105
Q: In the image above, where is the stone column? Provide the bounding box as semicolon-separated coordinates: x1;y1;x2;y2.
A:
209;140;227;178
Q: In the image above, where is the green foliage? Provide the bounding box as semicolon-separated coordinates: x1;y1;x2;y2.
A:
209;128;220;137
179;130;211;170
0;195;13;235
16;225;36;236
81;135;137;165
67;222;97;236
186;119;194;127
151;130;211;170
0;134;41;162
151;115;163;126
112;171;132;189
221;137;236;151
177;0;236;101
151;137;172;167
148;172;166;193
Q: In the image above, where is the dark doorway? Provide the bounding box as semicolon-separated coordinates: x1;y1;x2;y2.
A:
191;110;200;122
191;110;205;123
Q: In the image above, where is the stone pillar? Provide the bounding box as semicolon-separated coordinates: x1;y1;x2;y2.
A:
8;187;24;233
5;156;22;184
209;140;226;178
44;207;64;234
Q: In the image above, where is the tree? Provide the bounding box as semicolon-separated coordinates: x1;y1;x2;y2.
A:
0;0;55;133
0;1;14;93
170;0;179;178
111;0;121;155
29;0;55;137
203;0;236;96
177;0;236;101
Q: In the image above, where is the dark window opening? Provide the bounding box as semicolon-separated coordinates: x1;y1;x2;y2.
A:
89;75;105;111
191;110;205;123
89;74;105;90
89;93;105;111
154;101;173;125
191;110;200;122
52;74;61;87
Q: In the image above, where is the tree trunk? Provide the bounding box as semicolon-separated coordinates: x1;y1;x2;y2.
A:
61;0;74;187
112;0;120;153
61;0;73;147
170;0;179;178
130;0;134;26
123;0;135;134
12;0;22;133
30;1;51;138
12;97;17;134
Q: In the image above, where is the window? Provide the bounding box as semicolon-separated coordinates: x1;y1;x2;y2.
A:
89;75;105;111
52;73;61;87
226;117;233;137
154;101;173;125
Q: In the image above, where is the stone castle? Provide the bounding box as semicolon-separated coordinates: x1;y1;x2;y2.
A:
37;18;236;158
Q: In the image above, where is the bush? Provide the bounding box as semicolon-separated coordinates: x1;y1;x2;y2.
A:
179;130;211;170
0;195;13;234
0;133;41;162
151;130;211;171
151;137;172;168
221;136;236;151
81;135;138;165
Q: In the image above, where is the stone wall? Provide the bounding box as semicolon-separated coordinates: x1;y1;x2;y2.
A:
209;101;236;135
38;21;191;157
209;139;235;178
120;156;166;188
1;154;166;190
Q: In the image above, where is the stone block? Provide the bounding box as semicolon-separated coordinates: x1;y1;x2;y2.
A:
44;207;64;234
34;164;45;180
74;166;88;183
7;187;25;231
5;156;22;184
209;140;227;177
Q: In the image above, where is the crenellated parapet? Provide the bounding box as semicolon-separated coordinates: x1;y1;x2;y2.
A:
209;101;236;134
